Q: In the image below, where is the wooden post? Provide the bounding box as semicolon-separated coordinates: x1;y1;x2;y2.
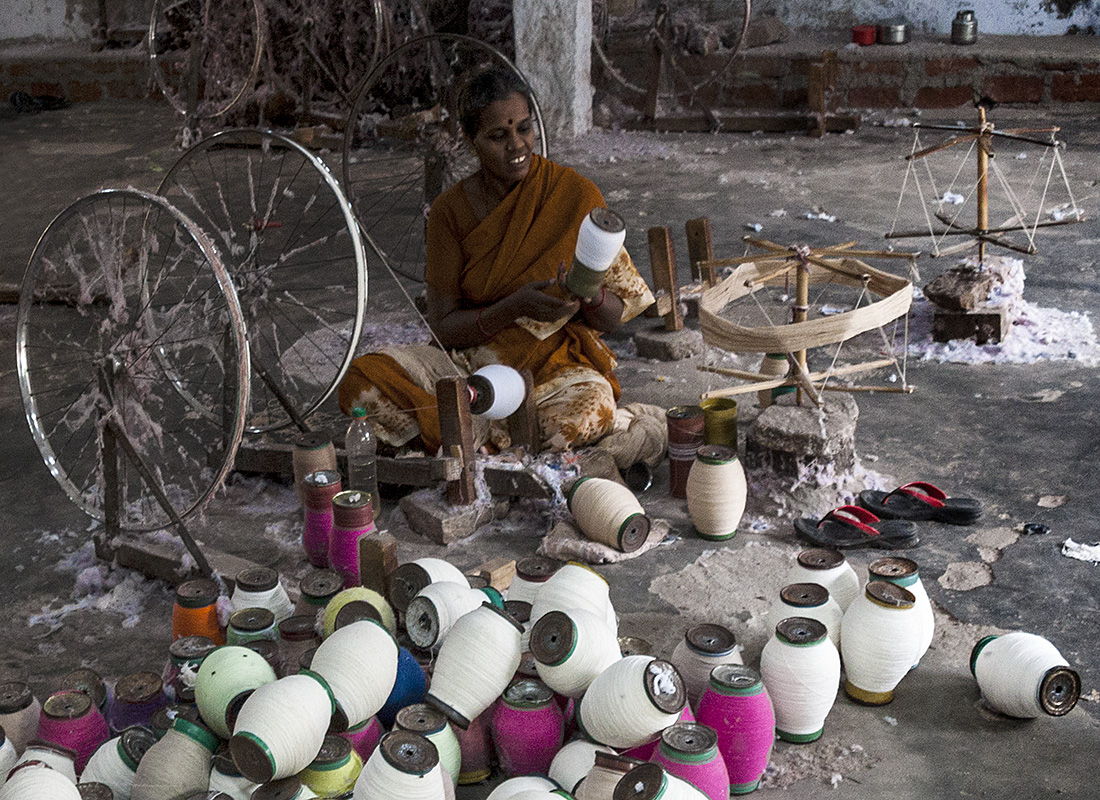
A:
794;261;810;405
507;368;540;451
436;376;476;505
648;226;682;332
358;530;399;597
976;106;990;264
685;217;715;286
807;52;837;138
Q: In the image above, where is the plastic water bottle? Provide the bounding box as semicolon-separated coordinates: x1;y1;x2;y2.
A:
345;407;379;522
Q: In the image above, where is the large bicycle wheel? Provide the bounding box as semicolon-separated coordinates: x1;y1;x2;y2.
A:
158;129;368;433
16;189;250;532
149;0;265;119
342;33;547;284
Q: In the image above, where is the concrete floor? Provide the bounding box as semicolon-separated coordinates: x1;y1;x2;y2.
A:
1;98;1098;797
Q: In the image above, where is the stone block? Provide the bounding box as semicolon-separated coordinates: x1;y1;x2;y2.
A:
399;489;509;545
745;394;858;478
634;327;704;361
924;266;997;312
932;307;1009;345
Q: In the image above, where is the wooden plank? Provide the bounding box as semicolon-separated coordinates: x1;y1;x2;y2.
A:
647;226;682;332
685;217;715;286
436;377;476;505
358;530;399;596
507;368;540;451
114;536;260;589
483;467;551;499
234;437;459;486
467;557;516;593
808;62;826;138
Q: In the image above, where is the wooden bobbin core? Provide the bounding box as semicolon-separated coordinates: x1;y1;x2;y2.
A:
300;569;345;606
150;703;200;739
303;470;342;509
231;608;275;634
43;690;90;719
595;750;645;774
230;732;277;784
395;703;447;736
686;623;737;656
380;730;439;776
0;681;33;713
333;490;374;528
618;636;653;657
796;548;845;571
120;726;157;767
1040;666;1081;716
424;694;469;730
775;617;828;646
616;514;651;553
661;721;718;756
502;678;553;709
388;563;433;613
614;762;666;800
529;611;577;667
333;601;382;632
868;557;918;581
709;663;762;693
175;578;220;609
644;659;687;715
170;635;218;662
406;598;443;650
236;567;279;593
59;668;108;712
865;581;915;609
115;672;162;704
503;600;531;627
313;734;352;766
515;556;560;583
77;783;114;800
779;583;830;609
252;776;305;800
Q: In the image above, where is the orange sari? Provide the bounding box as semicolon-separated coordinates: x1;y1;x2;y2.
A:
338;155;653;453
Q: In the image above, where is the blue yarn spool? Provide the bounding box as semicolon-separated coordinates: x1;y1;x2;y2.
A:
376;647;427;727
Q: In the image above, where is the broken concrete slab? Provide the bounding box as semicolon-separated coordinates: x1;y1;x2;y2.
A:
634;326;705;361
399;489;510;545
745;393;858;476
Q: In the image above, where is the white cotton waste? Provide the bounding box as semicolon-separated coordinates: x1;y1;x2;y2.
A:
805;210;837;222
939;192;965;205
745;223;764;232
1061;539;1100;564
1048;204;1085;222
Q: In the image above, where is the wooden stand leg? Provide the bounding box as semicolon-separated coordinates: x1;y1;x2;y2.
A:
507;368;540;451
648;226;683;332
685;217;715;286
436;377;476;505
358;530;399;596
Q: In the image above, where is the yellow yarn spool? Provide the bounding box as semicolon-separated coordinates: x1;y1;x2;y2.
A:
299;734;363;797
322;587;396;638
567;477;651;553
685;445;747;541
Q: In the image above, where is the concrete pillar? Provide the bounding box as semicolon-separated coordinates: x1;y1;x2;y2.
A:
513;0;592;140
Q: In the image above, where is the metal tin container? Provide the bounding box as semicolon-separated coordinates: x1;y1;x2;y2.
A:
952;10;977;45
877;20;909;44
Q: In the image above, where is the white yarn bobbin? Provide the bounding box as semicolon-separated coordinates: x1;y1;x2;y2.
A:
468;365;527;420
785;549;861;612
80;727;156;800
231;567;295;625
309;619;399;731
869;557;934;668
486;776;559;800
230;672;334;783
506;557;561;605
612;762;709;800
0;684;41;756
766;584;843;649
531;609;622;699
131;718;218;800
575;751;641;800
388;559;470;614
576;656;686;750
668;623;743;707
352;730;446;800
575;208;627;271
971;631;1081;718
567;479;651;553
759;618;841;743
495;790;557;800
208;748;258;800
426;604;523;729
394;705;461;789
840;582;921;705
530;563;617;638
15;741;77;783
549;740;616;795
0;763;82;800
0;734;17;785
407;583;489;650
685;446;748;541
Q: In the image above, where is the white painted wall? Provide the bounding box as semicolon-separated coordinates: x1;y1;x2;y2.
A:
755;0;1100;35
1;0;92;41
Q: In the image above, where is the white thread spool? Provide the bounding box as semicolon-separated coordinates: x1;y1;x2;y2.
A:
388;559;470;615
407;583;490;650
486;776;558;800
785;549;861;612
613;762;709;800
530;563;617;638
15;741;77;783
759;618;841;743
575;751;641;800
0;683;41;755
131;717;218;800
230;567;295;625
229;673;333;783
869;557;934;668
506;557;561;605
492;791;557;800
548;740;616;795
567;479;651;553
426;604;523;729
310;619;399;730
841;582;922;705
668;624;743;707
80;727;156;800
394;705;461;789
531;609;622;699
352;730;446;800
971;632;1081;718
767;584;843;649
0;763;82;800
207;748;258;800
0;732;17;785
685;446;747;541
566;208;627;299
576;656;686;750
467;365;527;420
251;776;320;799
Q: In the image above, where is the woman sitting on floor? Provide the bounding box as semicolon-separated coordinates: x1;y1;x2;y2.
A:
338;66;654;454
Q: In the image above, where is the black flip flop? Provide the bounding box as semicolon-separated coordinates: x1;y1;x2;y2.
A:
859;481;982;525
794;505;919;550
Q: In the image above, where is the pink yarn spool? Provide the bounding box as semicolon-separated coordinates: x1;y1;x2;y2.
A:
328;490;376;588
35;691;109;773
303;470;342;567
341;715;383;763
652;722;729;800
695;664;774;795
455;709;492;785
491;679;564;777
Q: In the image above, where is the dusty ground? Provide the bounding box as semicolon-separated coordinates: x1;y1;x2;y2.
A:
1;98;1099;797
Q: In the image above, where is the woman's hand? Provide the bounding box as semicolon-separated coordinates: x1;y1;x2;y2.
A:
510;278;580;322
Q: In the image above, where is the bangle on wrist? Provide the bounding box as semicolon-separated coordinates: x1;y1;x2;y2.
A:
475;307;492;338
583;286;607;310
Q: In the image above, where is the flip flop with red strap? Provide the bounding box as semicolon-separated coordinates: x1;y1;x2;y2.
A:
793;505;919;550
858;481;983;525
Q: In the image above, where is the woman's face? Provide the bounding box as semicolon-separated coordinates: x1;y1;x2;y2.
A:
471;91;535;188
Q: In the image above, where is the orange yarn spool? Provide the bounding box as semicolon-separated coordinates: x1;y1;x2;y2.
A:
172;579;224;645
